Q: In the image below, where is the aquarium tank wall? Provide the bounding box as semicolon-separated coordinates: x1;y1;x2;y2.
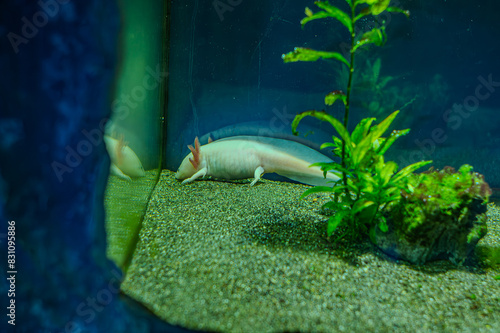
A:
104;0;166;273
1;0;499;332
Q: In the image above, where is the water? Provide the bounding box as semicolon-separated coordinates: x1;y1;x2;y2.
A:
17;0;496;331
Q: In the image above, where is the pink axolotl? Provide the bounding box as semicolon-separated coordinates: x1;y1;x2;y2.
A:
175;136;339;186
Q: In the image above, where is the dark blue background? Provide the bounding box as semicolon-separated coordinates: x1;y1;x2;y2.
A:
166;0;500;187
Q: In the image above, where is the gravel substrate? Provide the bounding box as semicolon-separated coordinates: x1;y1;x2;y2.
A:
104;170;158;269
121;170;500;333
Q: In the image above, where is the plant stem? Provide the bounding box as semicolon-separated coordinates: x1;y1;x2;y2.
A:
344;5;356;130
341;4;357;192
369;201;380;227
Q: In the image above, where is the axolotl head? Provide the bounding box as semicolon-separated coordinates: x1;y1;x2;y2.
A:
175;154;197;180
175;137;203;181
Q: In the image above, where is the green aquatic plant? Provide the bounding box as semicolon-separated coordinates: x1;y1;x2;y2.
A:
482;246;500;269
292;110;430;239
335;57;449;120
477;245;500;279
354;57;396;115
391;165;491;239
283;1;428;239
283;0;409;142
349;57;417;116
372;165;492;264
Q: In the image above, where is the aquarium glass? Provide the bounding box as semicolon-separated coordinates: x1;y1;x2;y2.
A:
104;0;167;270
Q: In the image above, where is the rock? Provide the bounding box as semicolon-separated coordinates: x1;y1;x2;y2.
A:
371;165;491;264
371;198;488;264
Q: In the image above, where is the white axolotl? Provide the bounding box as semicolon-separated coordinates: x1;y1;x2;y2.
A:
175;136;340;186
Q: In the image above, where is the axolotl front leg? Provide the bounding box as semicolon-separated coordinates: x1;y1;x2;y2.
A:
181;168;207;184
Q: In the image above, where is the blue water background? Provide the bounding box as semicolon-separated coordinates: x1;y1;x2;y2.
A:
166;0;500;187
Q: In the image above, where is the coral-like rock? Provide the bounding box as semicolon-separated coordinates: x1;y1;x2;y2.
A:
371;165;491;264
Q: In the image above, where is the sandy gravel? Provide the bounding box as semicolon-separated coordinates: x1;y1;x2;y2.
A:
121;170;500;333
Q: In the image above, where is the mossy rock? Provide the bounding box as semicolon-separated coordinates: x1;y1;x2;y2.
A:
371;165;491;264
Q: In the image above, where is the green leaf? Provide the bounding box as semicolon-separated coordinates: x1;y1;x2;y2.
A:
292;111;352;148
328;136;344;157
330;184;350;194
322;201;339;210
360;180;375;195
325;167;353;181
352;199;376;214
331;184;351;196
358;172;376;187
381;186;400;200
310;162;343;179
355;0;375;5
311;161;342;172
320;142;336;149
459;164;473;175
325;90;347;106
369;0;390;15
372;154;385;172
380;161;398;185
301;11;335;28
327;212;346;236
351;135;373;167
358;201;378;220
386;7;410;18
376;128;410;155
392;160;433;183
355;0;390;15
313;1;353;33
372;137;384;150
323;199;352;212
351;117;375;144
368;110;399;142
300;186;334;199
310;161;337;169
352;26;387;52
378;216;388;232
377;76;393;89
351;114;396;166
346;181;359;194
282;47;350;67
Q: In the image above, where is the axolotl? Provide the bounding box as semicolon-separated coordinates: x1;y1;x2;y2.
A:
104;135;145;181
175;136;339;186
